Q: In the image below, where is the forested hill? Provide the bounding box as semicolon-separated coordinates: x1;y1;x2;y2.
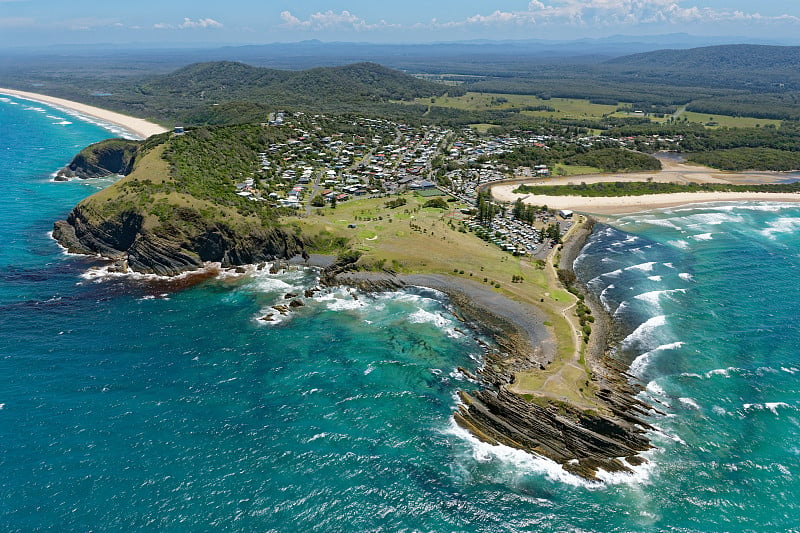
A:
81;61;461;125
146;61;454;102
604;44;800;90
606;44;800;70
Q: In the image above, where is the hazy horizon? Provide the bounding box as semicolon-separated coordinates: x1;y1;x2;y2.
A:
1;1;799;48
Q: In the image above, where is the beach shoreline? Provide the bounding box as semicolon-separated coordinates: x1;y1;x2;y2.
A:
490;154;800;215
491;187;800;215
0;88;168;140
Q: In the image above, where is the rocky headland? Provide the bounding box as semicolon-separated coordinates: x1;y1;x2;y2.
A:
52;131;308;276
54;138;142;180
322;222;654;481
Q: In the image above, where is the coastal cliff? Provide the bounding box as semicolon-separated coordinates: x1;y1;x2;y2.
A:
55;138;141;180
53;125;307;276
53;202;305;276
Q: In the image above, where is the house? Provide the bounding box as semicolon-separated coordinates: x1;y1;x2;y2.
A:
410;179;436;190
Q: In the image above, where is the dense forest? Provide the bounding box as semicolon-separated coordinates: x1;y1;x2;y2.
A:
1;61;461;126
497;144;661;173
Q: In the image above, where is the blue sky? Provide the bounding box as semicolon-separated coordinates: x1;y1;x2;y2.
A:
1;0;799;47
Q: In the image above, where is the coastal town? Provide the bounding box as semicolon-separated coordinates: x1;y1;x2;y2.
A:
229;112;599;258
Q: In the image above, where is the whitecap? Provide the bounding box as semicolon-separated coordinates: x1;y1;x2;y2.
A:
621;315;667;351
761;217;800;239
648;275;662;282
679;397;700;410
408;308;451;328
307;432;327;443
766;402;791;415
692;233;713;241
678;273;694;282
705;367;738;379
319;294;366;311
667;240;689;250
684;212;744;226
645;380;667;399
641;218;681;230
625;261;657;273
446;421;613;488
629;342;684;377
634;288;687;308
80;261;222;282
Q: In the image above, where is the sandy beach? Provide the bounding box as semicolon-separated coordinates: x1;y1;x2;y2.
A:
491;156;800;215
491;188;800;215
0;88;168;139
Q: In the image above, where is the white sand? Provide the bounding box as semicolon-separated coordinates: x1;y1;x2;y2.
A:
0;88;168;139
491;185;800;215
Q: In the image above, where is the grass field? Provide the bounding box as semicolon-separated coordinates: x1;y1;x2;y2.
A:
415;92;782;129
678;111;783;129
419;92;618;119
294;193;600;408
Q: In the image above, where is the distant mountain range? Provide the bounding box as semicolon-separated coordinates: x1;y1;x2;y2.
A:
2;34;794;75
4;41;800;126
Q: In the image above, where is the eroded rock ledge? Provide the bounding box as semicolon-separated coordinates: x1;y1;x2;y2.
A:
321;229;654;481
53;203;307;277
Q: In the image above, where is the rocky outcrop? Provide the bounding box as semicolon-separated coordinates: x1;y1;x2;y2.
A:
324;223;654;481
53;203;306;276
455;354;654;480
452;218;654;481
56;139;140;180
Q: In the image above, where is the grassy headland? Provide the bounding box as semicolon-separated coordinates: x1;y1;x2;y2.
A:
296;192;600;409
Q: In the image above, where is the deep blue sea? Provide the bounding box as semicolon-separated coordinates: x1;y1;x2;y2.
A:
2;94;800;532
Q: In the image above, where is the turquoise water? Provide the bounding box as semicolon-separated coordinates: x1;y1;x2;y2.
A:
2;95;800;532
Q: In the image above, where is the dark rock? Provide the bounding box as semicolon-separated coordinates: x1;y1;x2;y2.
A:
53;203;307;277
284;292;298;299
289;299;304;308
56;139;140;180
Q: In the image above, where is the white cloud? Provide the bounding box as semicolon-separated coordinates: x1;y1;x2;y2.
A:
179;17;223;29
430;1;800;29
155;17;223;30
280;10;398;31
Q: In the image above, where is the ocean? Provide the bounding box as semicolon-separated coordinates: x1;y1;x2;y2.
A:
2;94;800;532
